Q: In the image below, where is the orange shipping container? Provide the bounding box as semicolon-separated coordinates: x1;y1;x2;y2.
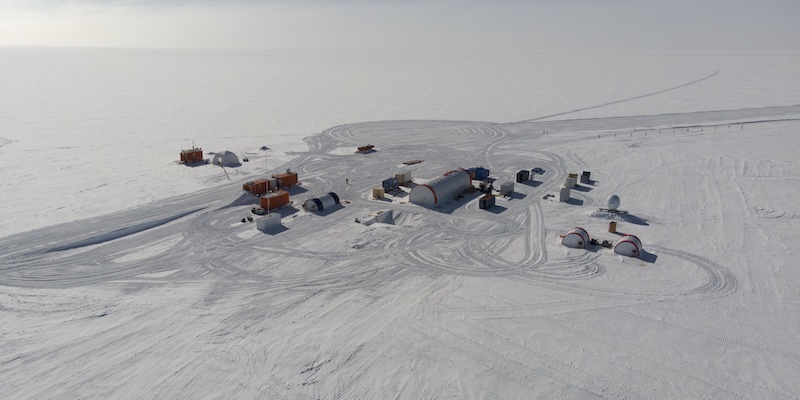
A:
272;172;298;188
260;190;290;210
243;179;267;194
243;178;279;194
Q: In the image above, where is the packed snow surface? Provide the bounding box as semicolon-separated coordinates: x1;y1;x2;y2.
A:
2;49;800;399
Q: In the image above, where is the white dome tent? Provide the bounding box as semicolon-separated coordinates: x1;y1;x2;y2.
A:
561;227;590;249
212;151;240;167
409;169;471;207
614;234;642;258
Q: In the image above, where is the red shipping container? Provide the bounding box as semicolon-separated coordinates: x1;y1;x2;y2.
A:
180;148;203;163
272;172;298;188
260;190;290;210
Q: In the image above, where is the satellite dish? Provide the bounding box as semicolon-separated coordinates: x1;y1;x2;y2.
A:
607;195;620;211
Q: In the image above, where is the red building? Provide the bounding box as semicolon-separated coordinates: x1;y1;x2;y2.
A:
243;178;277;195
260;190;290;211
180;148;203;163
273;171;299;188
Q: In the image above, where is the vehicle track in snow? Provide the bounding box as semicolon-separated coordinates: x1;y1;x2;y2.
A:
0;115;739;300
519;70;720;123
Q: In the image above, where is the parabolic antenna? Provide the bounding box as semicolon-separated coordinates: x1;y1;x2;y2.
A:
607;195;620;211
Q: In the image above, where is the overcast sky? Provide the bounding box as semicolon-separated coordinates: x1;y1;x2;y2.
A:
1;0;798;52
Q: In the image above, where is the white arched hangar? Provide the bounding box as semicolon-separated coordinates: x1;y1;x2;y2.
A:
302;192;341;212
409;169;471;207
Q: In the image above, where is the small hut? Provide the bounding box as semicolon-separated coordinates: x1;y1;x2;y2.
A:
396;171;413;185
516;170;530;183
382;177;399;192
565;173;578;188
559;187;571;202
499;181;514;196
256;214;282;231
468;166;490;180
479;194;495;209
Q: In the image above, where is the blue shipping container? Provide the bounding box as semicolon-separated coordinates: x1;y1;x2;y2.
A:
382;177;399;191
471;167;490;180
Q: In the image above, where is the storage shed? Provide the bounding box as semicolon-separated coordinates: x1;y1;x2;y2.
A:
468;166;490;180
516;170;530;183
614;235;642;258
212;151;240;167
409;169;471;207
396;171;413;185
565;173;578;188
382;177;399;192
479;194;495;209
260;190;290;211
561;227;590;249
559;187;571;202
372;186;385;199
256;214;282;231
303;192;341;212
499;181;514;196
180;148;203;163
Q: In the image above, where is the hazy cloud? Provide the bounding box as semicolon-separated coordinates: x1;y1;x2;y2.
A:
1;0;798;51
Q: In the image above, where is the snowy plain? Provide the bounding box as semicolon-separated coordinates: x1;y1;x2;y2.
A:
1;48;800;398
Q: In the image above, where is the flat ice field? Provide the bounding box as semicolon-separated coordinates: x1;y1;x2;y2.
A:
2;50;800;399
3;107;800;399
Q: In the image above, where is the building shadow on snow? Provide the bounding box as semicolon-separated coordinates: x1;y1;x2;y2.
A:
608;212;650;226
315;203;345;216
182;161;210;168
639;249;658;263
286;186;309;195
260;225;289;235
273;206;300;217
390;190;408;199
519;180;542;188
620;213;649;226
485;205;508;214
572;184;592;192
566;198;584;206
583;244;602;253
220;193;259;209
